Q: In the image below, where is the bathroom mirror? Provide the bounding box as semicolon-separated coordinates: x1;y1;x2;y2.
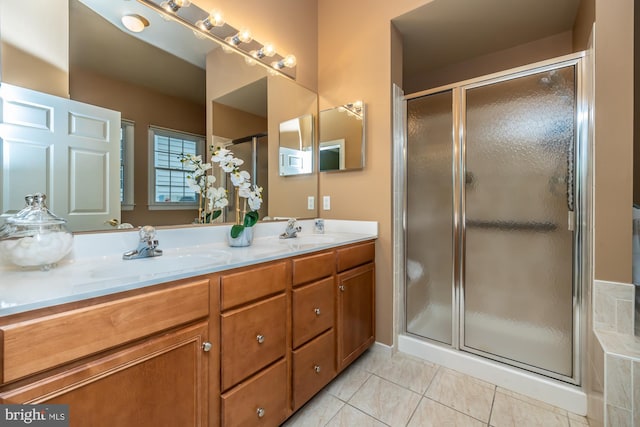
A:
278;114;314;176
319;102;365;172
0;0;318;231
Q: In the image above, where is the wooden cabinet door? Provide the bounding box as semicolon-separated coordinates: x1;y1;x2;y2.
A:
337;263;375;371
0;322;210;427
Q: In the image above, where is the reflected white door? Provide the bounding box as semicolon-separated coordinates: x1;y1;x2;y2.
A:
0;83;121;231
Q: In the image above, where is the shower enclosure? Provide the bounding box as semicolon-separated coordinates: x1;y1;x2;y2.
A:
404;53;588;384
225;133;269;222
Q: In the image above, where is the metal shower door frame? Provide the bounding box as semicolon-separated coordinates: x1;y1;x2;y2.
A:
402;51;590;386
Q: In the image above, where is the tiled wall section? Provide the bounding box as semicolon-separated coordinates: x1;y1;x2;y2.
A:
592;280;639;427
604;353;636;426
594;281;635;334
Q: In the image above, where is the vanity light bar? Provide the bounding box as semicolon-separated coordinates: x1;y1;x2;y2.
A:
136;0;297;80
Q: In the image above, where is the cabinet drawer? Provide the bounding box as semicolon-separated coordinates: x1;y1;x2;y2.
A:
1;279;209;383
221;359;288;427
292;329;336;410
292;277;334;348
221;294;287;390
292;251;334;287
336;241;375;272
220;261;287;310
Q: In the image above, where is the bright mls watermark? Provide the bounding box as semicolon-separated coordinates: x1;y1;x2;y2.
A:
0;405;68;426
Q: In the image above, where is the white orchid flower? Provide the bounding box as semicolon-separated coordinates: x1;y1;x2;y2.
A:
186;177;202;193
211;147;232;163
230;170;251;187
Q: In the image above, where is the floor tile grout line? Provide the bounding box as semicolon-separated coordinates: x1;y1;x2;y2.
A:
487;385;497;427
404;395;425;427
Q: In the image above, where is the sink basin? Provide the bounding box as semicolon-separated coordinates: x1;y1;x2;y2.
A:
88;250;231;279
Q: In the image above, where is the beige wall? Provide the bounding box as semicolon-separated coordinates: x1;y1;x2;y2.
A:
404;31;574;93
573;0;595;51
268;75;318;219
70;67;206;228
593;0;634;283
0;0;69;97
198;0;317;93
212;102;267;140
319;0;432;346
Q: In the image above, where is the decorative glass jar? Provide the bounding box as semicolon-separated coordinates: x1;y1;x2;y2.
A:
0;193;73;270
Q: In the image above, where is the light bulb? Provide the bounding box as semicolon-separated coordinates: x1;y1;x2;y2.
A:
209;10;225;26
271;60;284;70
238;28;252;44
283;54;297;68
161;0;189;12
245;56;256;66
262;43;276;57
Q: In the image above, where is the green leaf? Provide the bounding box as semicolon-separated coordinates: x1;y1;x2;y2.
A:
230;224;245;238
244;210;259;228
212;210;222;220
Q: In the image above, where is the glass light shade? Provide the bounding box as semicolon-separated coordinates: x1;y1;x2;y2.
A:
237;28;252;43
209;10;225;26
121;14;149;33
283;54;297;68
262;43;276;57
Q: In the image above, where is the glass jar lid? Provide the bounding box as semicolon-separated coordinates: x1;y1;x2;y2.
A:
6;193;67;226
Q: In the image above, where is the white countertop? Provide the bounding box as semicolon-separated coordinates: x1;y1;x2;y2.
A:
0;220;377;317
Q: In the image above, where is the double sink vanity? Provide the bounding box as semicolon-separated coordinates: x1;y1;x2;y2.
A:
0;219;377;426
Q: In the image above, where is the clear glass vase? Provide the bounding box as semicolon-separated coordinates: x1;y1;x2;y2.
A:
227;226;254;247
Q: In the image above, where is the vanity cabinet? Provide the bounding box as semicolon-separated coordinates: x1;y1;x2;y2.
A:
336;242;376;371
291;251;336;410
0;277;214;427
219;261;289;426
0;238;376;427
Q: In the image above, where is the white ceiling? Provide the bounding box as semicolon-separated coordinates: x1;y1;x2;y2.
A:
393;0;582;79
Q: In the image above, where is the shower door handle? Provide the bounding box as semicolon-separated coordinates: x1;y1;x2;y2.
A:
568;210;575;231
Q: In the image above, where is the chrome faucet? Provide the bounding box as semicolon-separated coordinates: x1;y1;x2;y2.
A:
279;218;301;239
123;226;163;260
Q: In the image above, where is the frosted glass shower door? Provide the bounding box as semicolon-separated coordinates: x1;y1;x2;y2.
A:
461;66;575;377
405;90;454;344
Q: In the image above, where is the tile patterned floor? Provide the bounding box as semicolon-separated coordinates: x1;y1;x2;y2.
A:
283;347;590;427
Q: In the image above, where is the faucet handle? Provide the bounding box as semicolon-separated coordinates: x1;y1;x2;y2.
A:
139;225;157;241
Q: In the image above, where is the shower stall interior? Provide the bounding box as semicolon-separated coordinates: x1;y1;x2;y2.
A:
403;53;588;385
225;133;269;223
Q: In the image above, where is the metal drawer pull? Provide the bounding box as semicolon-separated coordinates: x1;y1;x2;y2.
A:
202;342;212;352
314;308;321;316
256;407;265;418
339;285;345;292
256;334;265;344
314;364;321;373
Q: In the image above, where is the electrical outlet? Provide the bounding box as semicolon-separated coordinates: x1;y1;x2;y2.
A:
307;196;314;210
323;196;331;210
